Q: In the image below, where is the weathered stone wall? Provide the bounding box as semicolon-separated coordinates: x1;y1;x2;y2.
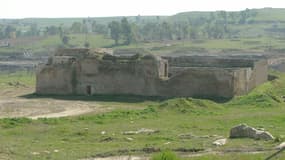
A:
165;56;255;68
55;48;89;58
36;64;74;95
74;55;167;96
36;52;268;98
252;60;268;89
164;56;267;97
232;68;252;95
157;68;235;98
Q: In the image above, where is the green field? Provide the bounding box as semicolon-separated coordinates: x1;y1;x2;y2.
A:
0;71;35;88
1;35;284;57
2;8;285;160
2;8;285;56
0;71;285;159
0;34;115;56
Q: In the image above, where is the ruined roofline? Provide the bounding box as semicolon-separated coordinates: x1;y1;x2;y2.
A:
100;53;162;62
170;66;253;70
55;48;90;56
162;55;267;61
54;48;113;58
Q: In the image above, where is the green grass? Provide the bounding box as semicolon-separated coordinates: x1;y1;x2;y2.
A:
3;8;285;57
151;151;181;160
185;152;277;160
0;71;35;88
0;71;285;159
113;36;285;55
0;34;114;56
1;29;285;56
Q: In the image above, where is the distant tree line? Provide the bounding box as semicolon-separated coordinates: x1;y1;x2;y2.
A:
0;9;259;46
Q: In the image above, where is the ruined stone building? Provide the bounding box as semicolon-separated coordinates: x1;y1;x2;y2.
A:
36;48;268;98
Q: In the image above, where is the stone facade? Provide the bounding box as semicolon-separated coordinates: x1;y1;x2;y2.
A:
36;49;268;98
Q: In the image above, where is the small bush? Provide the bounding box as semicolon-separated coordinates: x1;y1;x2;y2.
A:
151;151;181;160
0;118;32;128
274;135;285;142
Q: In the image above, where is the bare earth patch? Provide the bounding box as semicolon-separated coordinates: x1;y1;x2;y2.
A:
0;87;112;119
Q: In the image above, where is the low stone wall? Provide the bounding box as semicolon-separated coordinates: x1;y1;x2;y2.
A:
158;67;236;98
165;56;255;68
36;64;74;95
36;53;268;98
74;56;165;96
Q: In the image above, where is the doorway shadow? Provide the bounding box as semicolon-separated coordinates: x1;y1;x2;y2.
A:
20;93;232;104
20;93;167;103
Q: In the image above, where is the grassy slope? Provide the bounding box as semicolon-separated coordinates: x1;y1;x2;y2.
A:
171;8;285;22
0;71;35;88
10;8;285;27
114;36;285;55
4;35;284;56
0;72;285;159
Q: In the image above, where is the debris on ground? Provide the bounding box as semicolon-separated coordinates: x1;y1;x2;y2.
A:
213;138;227;146
276;142;285;149
31;152;40;155
7;81;27;88
178;133;196;139
100;137;113;142
123;128;159;135
179;133;222;139
125;137;134;141
229;124;274;140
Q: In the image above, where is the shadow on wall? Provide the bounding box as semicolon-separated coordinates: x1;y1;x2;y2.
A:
268;74;278;81
20;93;233;103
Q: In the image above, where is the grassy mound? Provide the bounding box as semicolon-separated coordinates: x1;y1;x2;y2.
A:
228;71;285;108
1;71;285;159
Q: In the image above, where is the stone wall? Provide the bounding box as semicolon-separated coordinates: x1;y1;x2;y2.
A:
36;63;74;95
164;56;255;68
158;68;236;98
74;55;167;96
36;51;268;98
164;56;268;98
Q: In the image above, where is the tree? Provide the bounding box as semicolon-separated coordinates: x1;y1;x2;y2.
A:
46;26;59;35
30;23;38;36
120;18;132;45
91;20;97;33
61;35;70;45
141;22;159;40
160;21;172;40
84;42;90;48
189;26;199;39
0;25;4;39
70;22;82;33
93;24;108;34
108;21;121;45
239;8;251;24
229;12;236;24
4;25;16;38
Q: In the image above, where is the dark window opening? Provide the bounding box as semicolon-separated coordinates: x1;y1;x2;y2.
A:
164;63;168;77
86;85;92;95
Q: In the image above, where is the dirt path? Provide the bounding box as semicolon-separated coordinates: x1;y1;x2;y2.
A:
29;106;95;119
82;149;275;160
0;97;103;119
0;87;111;119
0;86;147;119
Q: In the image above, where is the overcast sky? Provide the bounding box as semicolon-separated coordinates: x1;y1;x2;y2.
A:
0;0;284;18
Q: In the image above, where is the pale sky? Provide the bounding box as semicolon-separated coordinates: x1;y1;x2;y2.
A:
0;0;285;18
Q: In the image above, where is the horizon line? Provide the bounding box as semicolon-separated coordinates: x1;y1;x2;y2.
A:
0;7;278;19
